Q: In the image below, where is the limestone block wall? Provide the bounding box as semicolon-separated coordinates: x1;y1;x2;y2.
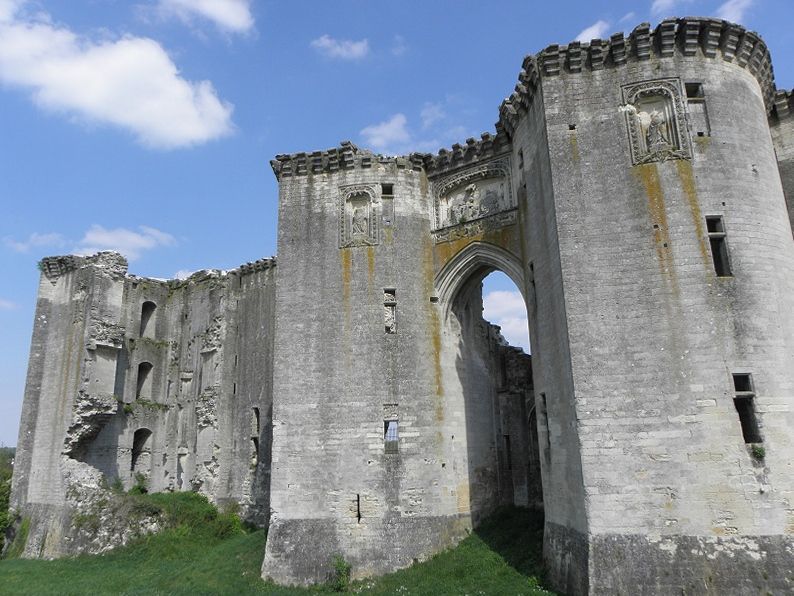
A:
263;146;536;584
10;253;276;557
505;80;591;592
530;19;794;595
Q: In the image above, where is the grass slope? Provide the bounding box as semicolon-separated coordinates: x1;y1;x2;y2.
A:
0;493;554;596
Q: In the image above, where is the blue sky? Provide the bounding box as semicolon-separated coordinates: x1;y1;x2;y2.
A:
1;0;792;446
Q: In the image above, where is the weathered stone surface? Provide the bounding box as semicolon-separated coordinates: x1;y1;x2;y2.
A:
9;15;794;596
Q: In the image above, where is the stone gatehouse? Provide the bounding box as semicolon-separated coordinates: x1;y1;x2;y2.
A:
9;16;794;595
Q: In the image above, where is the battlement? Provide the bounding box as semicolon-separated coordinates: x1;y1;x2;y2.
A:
772;88;794;121
37;251;276;288
270;141;426;180
421;126;512;178
274;18;779;176
499;17;776;136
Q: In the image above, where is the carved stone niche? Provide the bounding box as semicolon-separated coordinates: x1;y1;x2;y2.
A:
622;78;691;165
339;184;380;248
431;158;516;243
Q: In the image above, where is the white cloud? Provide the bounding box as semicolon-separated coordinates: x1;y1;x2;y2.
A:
619;12;637;24
4;232;65;253
651;0;694;16
420;102;446;130
157;0;254;34
575;19;611;42
483;290;529;351
391;34;407;57
360;113;410;153
310;34;369;60
0;298;17;310
0;1;234;148
74;225;176;261
716;0;754;23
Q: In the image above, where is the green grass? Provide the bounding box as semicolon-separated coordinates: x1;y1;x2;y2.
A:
0;494;553;596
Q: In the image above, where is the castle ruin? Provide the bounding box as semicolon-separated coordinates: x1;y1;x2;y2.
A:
9;17;794;595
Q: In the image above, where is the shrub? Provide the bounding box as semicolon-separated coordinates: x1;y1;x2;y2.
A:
751;445;766;460
330;554;351;592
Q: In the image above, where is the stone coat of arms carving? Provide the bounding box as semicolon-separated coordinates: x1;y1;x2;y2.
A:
431;158;516;243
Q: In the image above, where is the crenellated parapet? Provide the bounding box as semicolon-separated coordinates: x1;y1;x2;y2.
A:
270;140;425;180
236;256;277;275
499;17;777;136
38;252;128;284
422;126;512;178
772;88;793;121
271;18;783;184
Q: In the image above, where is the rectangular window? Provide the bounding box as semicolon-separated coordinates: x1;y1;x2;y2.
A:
686;82;711;137
705;216;732;277
384;289;397;334
381;183;394;197
384;420;399;453
503;435;512;470
733;373;762;443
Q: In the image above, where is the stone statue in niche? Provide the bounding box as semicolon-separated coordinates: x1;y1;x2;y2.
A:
351;206;368;237
622;78;691;165
339;185;380;247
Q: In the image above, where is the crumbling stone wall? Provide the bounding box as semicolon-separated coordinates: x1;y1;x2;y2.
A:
9;14;794;596
9;253;276;557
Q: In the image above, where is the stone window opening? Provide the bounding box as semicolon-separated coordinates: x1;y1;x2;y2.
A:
356;493;362;523
384;419;399;454
252;407;260;436
131;428;153;473
136;362;153;400
251;437;259;467
518;149;524;169
685;82;711;137
706;216;732;277
384;289;397;334
381;183;394;197
139;301;156;338
733;373;762;444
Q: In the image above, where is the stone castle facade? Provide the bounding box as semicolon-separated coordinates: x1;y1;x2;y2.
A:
9;17;794;595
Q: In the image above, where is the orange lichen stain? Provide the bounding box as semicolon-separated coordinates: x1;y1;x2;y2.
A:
384;227;393;244
634;164;678;295
569;132;580;164
675;160;710;267
423;234;444;422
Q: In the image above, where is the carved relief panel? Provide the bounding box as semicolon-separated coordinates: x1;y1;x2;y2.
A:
431;158;516;243
621;78;691;165
339;184;380;248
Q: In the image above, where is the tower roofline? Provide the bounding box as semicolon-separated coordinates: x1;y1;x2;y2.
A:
271;17;780;180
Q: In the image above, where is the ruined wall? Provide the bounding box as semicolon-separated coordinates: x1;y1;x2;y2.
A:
9;253;276;557
525;18;794;595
